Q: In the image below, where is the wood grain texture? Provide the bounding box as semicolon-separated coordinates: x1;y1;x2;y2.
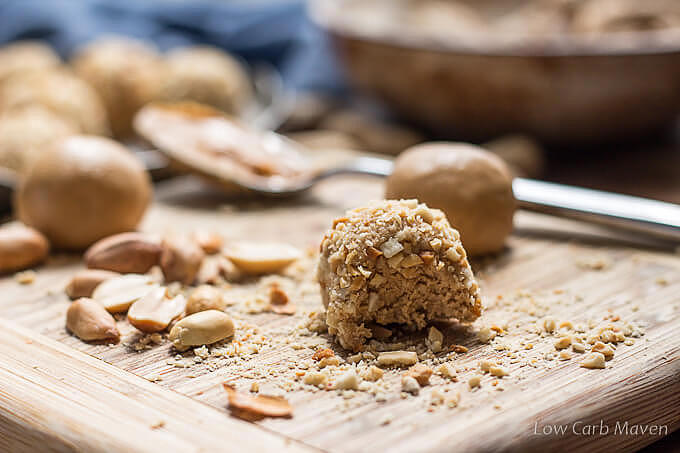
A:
0;175;679;453
0;319;317;453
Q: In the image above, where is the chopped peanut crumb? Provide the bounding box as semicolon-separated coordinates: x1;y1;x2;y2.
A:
477;327;496;343
489;366;509;377
361;366;384;382
406;364;433;386
554;336;572;350
543;317;557;333
401;375;420;395
304;372;328;387
592;341;615;359
581;352;606;369
377;351;418;367
269;285;289;305
479;360;494;373
312;348;335;361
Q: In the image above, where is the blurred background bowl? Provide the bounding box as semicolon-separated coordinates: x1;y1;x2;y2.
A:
311;0;680;146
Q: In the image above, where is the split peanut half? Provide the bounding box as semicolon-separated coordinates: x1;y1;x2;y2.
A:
224;242;301;275
128;287;186;333
168;310;234;351
66;269;119;299
92;274;159;313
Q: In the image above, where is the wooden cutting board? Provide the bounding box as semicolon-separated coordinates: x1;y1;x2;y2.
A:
0;174;679;453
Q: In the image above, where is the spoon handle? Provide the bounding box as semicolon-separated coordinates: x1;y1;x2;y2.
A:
313;156;395;180
512;178;680;242
327;156;680;242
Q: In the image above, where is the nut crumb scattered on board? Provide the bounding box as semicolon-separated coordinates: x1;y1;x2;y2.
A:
14;270;36;284
223;383;293;419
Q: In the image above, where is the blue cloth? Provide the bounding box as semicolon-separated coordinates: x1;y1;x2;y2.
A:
0;0;344;93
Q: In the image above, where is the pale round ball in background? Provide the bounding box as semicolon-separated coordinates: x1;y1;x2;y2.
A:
159;45;252;115
0;105;79;174
484;134;546;178
71;37;165;139
0;41;61;86
0;68;110;136
15;135;152;250
385;142;516;256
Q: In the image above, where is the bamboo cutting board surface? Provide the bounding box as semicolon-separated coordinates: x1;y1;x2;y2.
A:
0;174;679;453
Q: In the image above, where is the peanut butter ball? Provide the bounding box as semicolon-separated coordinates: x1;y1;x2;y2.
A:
0;68;110;136
318;199;482;352
385;143;516;256
16;135;152;250
159;46;252;115
0;41;60;85
71;38;165;139
0;105;78;173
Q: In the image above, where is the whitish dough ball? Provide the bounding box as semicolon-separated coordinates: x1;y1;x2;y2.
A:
385;143;516;256
71;37;165;139
318;199;482;352
0;106;79;173
159;46;252;115
16;136;152;250
0;68;110;136
0;41;60;85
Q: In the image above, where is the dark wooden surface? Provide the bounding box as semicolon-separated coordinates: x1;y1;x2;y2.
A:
546;139;680;452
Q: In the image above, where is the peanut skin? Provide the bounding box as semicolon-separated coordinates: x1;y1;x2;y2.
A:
160;235;204;284
84;232;161;274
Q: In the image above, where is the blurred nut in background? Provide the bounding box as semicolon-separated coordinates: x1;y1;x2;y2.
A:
0;68;110;136
0;41;60;85
571;0;680;34
0;105;78;173
160;235;205;284
186;284;226;315
385;142;516;256
285;129;363;151
484;134;546;179
321;110;423;155
15;136;152;250
278;93;337;132
159;45;252;116
0;222;49;274
71;37;165;139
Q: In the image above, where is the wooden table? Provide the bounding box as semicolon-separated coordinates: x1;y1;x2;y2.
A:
1;144;679;453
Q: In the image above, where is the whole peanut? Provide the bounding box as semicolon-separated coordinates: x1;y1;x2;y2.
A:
66;298;120;342
0;223;49;273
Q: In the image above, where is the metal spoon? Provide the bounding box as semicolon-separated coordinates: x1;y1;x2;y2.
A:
130;99;680;244
5;144;680;242
212;154;680;243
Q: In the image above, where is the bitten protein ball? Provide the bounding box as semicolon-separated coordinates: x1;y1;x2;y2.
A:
318;199;482;351
16;136;152;250
385;142;516;256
